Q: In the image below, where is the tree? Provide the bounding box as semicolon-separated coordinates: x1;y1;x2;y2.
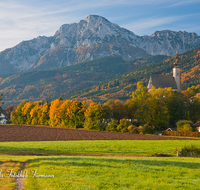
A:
187;85;200;95
132;81;149;125
49;99;64;126
104;99;125;122
67;101;84;128
106;119;118;132
38;103;50;125
0;94;4;107
124;99;137;121
22;102;36;124
84;102;105;131
11;101;28;124
165;90;186;127
188;95;200;123
176;120;194;131
146;87;169;130
58;96;63;101
116;119;131;132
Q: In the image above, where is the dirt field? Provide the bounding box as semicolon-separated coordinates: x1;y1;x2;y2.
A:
0;125;199;142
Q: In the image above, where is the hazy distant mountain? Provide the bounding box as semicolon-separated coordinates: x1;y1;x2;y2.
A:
0;15;200;74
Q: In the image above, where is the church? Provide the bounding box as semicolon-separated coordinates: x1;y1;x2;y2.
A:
147;51;180;91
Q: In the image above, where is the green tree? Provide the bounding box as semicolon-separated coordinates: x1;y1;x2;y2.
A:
176;120;194;131
11;101;28;124
116;119;131;132
84;102;105;131
188;96;200;123
165;90;186;127
104;99;125;122
146;87;169;130
68;101;84;128
132;81;149;125
106;119;118;132
187;85;200;95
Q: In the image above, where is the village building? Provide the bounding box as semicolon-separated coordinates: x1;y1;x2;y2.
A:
194;121;200;132
0;112;7;124
147;51;180;91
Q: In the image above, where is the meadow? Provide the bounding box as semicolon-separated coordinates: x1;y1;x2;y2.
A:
0;140;200;155
0;140;200;190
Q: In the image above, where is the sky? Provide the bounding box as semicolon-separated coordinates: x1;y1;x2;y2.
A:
0;0;200;52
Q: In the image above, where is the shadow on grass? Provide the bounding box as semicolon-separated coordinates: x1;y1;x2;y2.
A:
26;156;200;169
0;146;63;154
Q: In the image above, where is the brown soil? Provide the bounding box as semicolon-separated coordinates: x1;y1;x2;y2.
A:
0;124;199;142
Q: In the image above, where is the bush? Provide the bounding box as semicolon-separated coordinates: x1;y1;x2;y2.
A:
142;124;154;134
163;130;200;137
128;125;135;132
182;124;193;132
130;127;139;134
116;119;131;132
178;145;200;157
122;127;129;133
176;120;194;131
106;119;118;132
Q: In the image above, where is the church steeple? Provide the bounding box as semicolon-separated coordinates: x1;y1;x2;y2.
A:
173;51;181;91
174;51;179;67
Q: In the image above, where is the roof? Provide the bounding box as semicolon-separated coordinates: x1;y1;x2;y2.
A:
147;75;178;90
166;128;178;131
194;121;200;127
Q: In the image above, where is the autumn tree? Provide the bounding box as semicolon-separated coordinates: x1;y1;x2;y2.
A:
38;102;50;125
22;102;36;124
49;99;64;126
60;100;84;128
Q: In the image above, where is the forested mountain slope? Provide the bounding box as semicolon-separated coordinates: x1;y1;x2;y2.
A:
0;55;166;107
71;47;200;103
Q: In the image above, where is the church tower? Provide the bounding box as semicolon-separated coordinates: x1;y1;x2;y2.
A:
173;51;181;91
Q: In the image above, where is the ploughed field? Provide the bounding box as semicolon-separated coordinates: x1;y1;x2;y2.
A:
0;125;198;141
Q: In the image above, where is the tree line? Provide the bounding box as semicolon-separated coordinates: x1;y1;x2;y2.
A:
11;82;200;133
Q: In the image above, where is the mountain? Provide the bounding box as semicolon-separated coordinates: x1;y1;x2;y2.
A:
71;47;200;103
0;55;167;108
0;15;200;74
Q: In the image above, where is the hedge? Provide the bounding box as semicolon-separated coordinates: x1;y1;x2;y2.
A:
163;131;200;138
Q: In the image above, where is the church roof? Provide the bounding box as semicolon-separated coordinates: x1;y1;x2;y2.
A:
147;75;178;90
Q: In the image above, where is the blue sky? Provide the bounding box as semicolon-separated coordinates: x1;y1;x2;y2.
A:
0;0;200;52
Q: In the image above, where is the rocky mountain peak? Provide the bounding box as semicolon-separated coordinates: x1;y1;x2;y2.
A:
0;15;200;74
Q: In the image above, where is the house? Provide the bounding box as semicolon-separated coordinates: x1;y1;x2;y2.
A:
166;128;178;131
194;121;200;132
0;113;6;119
0;118;7;124
147;51;180;91
0;112;7;124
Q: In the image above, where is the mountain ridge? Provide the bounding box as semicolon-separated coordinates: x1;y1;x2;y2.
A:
0;15;200;74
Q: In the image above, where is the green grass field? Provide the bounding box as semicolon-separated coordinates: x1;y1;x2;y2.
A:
0;140;200;155
0;155;200;190
0;140;200;190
